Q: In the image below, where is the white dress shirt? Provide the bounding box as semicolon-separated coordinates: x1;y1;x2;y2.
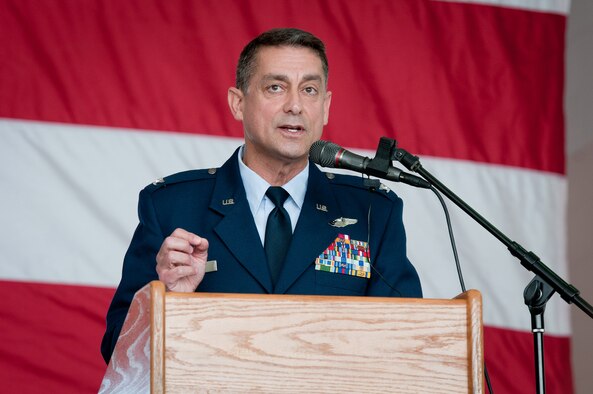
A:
237;146;308;246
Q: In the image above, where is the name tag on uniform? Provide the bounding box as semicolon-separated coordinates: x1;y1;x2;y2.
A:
315;234;371;279
205;260;218;273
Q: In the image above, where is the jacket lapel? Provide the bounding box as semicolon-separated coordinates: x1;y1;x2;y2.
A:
274;165;342;294
210;150;273;293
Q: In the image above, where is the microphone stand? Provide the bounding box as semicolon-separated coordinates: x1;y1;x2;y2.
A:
386;137;593;394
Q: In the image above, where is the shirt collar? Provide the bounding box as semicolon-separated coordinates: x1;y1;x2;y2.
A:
237;145;308;211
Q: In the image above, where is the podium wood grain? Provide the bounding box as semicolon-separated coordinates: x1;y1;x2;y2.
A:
100;281;483;393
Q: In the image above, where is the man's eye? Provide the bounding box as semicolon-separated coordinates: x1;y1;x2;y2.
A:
267;84;283;93
304;86;318;95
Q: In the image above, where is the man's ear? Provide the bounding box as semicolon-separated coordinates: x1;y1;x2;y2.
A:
323;90;332;126
228;87;244;121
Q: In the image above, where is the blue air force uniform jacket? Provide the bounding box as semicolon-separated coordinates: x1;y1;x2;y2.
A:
101;149;422;363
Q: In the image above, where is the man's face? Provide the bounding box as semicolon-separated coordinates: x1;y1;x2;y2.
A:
229;46;332;169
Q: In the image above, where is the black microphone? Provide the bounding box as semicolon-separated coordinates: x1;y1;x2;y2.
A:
309;140;431;189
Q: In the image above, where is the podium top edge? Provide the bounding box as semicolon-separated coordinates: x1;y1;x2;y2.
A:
144;281;481;305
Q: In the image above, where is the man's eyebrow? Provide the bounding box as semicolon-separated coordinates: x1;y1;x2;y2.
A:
261;74;323;84
301;74;323;84
261;74;290;83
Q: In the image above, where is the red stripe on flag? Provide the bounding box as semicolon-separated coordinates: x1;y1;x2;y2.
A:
484;326;573;394
0;280;114;393
0;0;565;173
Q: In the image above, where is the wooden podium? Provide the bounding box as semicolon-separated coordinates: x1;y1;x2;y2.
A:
100;281;483;393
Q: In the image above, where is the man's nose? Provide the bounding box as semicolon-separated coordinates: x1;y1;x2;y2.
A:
283;90;302;114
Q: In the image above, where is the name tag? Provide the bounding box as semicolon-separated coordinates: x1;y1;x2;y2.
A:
205;260;218;273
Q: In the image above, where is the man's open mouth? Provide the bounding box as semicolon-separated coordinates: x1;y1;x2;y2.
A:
279;125;305;133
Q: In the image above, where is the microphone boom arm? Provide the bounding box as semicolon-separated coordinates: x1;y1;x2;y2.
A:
392;143;593;318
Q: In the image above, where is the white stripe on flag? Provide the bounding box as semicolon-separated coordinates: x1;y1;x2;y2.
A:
1;118;241;286
1;118;569;336
391;155;569;335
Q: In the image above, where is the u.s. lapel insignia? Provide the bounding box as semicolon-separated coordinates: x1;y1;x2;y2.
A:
222;198;234;206
316;203;328;212
329;217;358;228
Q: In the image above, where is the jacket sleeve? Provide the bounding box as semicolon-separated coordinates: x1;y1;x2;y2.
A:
100;187;163;364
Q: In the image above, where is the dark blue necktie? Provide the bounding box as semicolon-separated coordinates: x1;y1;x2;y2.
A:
264;186;292;286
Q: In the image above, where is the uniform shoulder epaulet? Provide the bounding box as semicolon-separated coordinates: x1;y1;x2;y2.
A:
144;167;218;192
322;171;396;201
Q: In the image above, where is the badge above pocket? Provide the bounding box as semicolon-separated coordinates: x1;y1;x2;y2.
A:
315;234;371;279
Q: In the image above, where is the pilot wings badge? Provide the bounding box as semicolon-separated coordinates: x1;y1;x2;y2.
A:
329;217;358;228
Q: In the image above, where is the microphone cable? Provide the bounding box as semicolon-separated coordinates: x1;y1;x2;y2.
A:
428;184;494;394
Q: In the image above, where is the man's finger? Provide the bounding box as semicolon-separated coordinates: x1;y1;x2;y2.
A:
171;228;202;245
163;250;193;267
191;237;209;255
171;265;199;279
160;235;194;255
160;265;198;284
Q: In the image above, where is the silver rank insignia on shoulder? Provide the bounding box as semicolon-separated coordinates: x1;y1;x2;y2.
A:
379;183;391;192
330;217;358;228
152;177;165;186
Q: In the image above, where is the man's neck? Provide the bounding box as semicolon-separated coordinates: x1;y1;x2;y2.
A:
242;153;308;186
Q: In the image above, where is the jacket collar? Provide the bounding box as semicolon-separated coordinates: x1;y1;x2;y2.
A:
210;148;273;292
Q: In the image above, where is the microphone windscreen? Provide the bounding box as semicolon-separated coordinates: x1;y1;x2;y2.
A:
309;140;341;168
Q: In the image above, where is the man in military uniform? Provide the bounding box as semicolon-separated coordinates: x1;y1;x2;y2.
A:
101;28;422;364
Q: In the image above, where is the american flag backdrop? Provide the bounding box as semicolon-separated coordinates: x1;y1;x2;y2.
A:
0;0;573;392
